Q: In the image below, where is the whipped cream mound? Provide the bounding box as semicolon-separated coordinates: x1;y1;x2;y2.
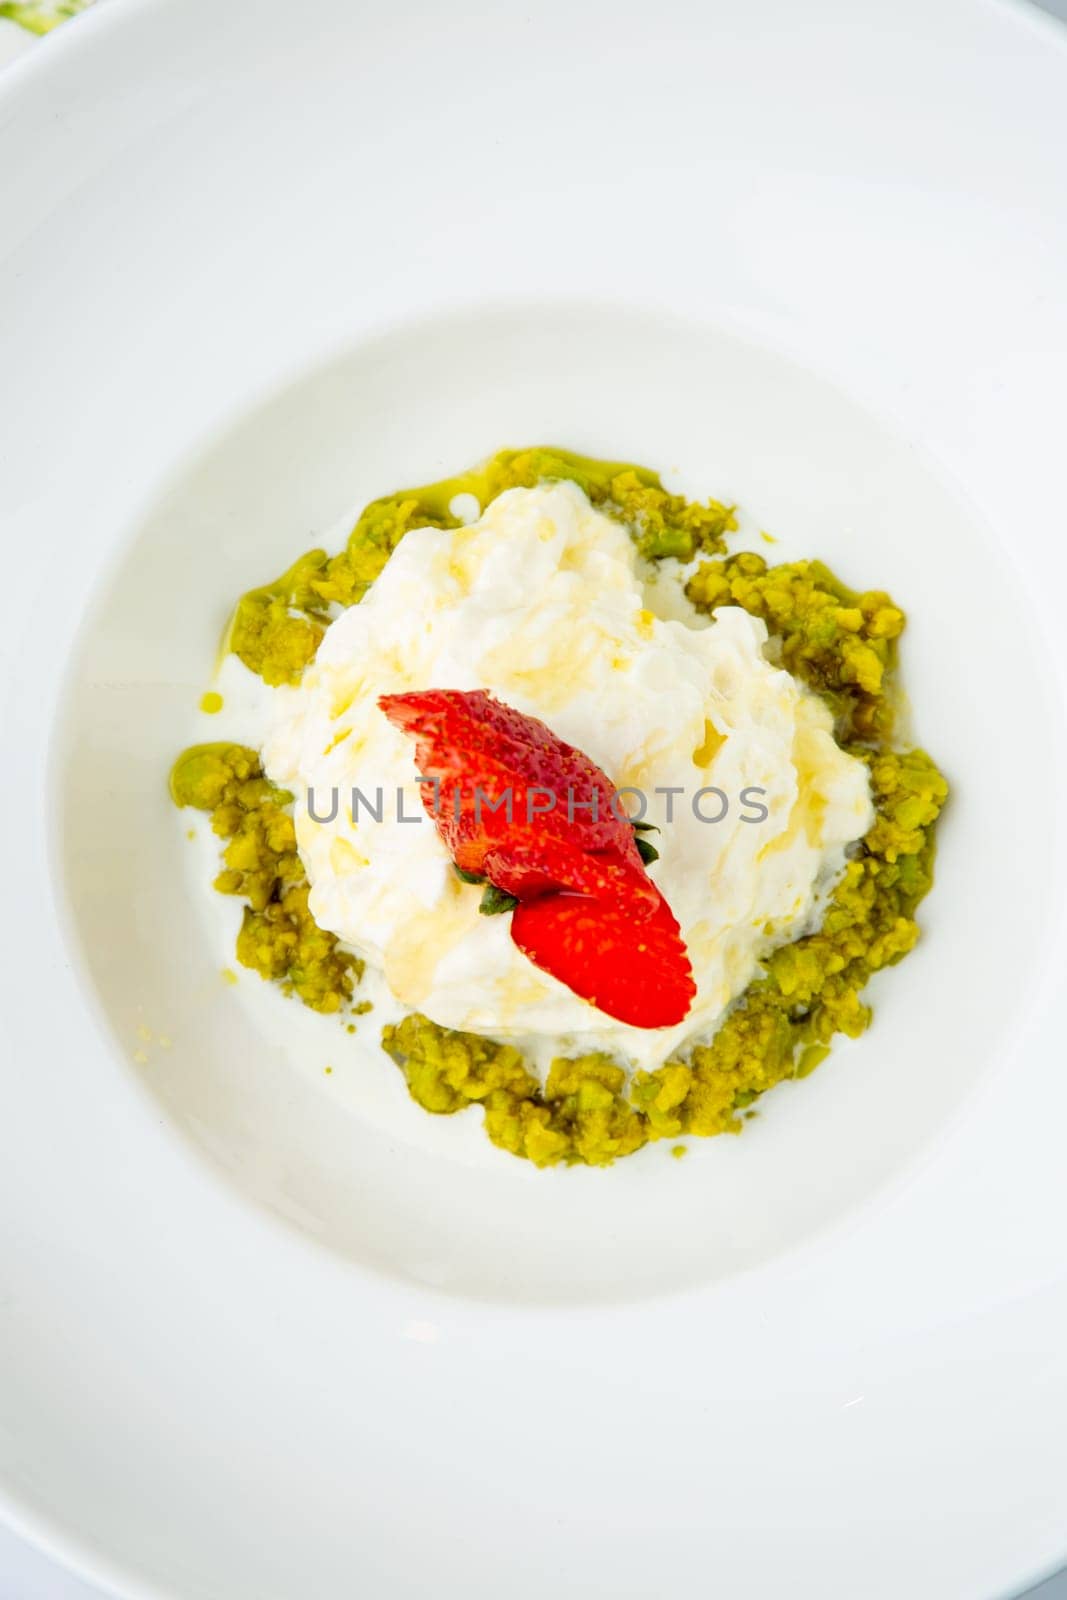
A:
262;481;874;1073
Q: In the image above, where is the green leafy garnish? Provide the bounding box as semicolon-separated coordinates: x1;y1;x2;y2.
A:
453;864;485;886
635;836;660;866
0;0;92;34
479;884;519;916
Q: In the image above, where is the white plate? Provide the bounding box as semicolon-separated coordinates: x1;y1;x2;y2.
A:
2;1;1066;1596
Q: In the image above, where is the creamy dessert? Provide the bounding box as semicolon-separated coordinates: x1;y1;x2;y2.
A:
171;448;947;1165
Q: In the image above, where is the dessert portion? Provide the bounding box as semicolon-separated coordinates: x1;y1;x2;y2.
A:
171;448;947;1165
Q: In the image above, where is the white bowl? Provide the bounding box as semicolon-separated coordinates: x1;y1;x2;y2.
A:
2;2;1066;1597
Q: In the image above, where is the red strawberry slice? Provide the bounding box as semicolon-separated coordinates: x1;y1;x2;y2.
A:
379;687;694;1029
511;887;696;1029
379;689;642;868
482;835;657;909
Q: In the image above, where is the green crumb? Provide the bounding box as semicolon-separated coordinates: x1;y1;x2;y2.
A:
171;743;363;1013
225;499;454;686
199;691;224;714
671;1144;688;1159
379;1022;647;1167
324;1066;333;1076
174;446;947;1167
221;968;238;986
686;551;905;743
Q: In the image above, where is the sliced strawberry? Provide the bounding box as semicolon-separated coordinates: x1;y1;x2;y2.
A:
379;687;694;1029
482;835;658;911
511;886;696;1029
379;689;642;866
404;750;546;875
